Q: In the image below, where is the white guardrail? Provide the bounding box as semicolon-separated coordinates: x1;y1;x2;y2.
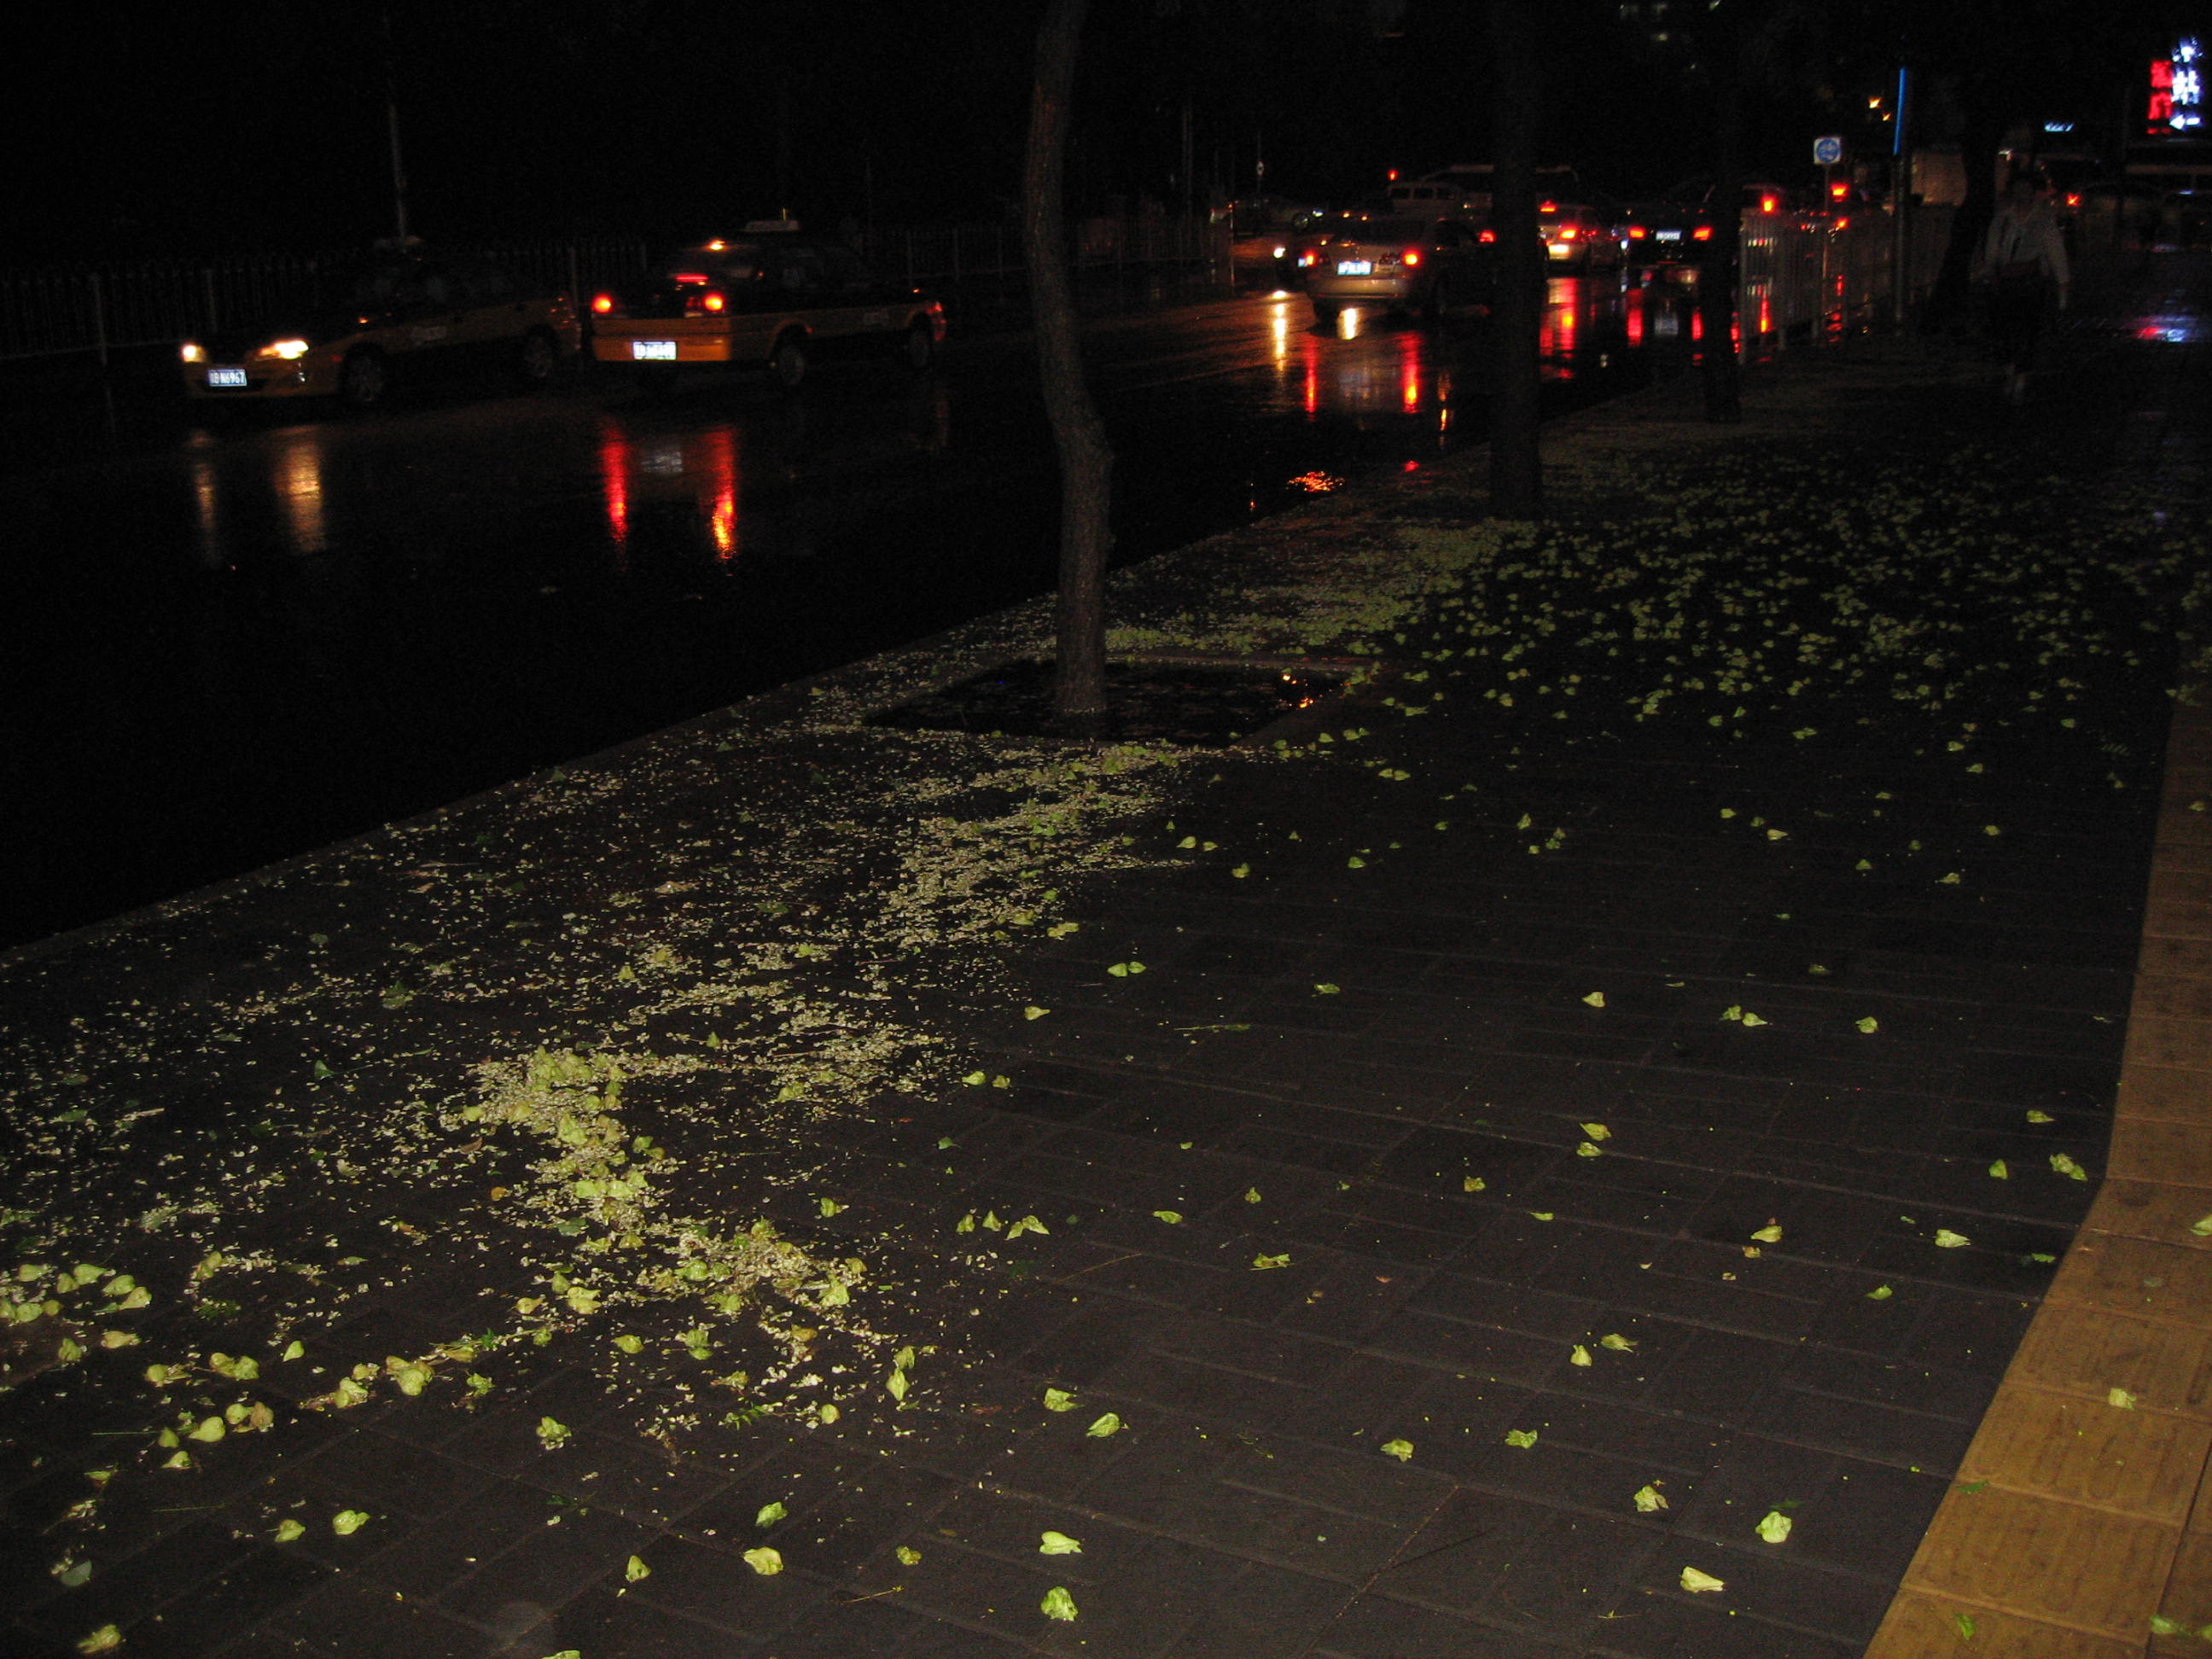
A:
1738;205;1956;349
0;210;1946;368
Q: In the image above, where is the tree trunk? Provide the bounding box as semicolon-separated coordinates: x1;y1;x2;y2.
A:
1486;0;1543;519
1022;0;1115;726
1700;51;1744;424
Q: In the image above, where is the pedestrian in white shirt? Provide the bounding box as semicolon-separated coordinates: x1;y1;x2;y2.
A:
1975;177;2071;405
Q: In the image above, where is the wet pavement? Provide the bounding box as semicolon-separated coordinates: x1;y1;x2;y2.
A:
3;253;2205;1659
1;276;1697;952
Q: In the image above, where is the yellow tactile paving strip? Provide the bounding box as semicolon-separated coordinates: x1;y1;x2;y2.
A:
1867;698;2212;1656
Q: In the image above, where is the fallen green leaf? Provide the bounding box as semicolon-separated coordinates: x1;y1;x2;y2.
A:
1755;1511;1792;1544
1039;1531;1083;1555
1381;1438;1414;1461
1041;1586;1078;1621
1679;1567;1725;1594
743;1547;783;1575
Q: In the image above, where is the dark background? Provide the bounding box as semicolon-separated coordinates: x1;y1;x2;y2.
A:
13;1;2197;262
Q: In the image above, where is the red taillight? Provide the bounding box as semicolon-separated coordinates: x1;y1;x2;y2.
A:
702;291;725;312
1760;195;1779;213
1298;250;1318;266
1538;201;1557;213
2066;192;2081;207
1556;224;1579;240
1402;248;1421;265
672;271;710;284
1628;225;1648;239
1478;229;1496;243
591;293;614;313
1829;182;1848;201
1831;216;1850;231
1692;225;1714;241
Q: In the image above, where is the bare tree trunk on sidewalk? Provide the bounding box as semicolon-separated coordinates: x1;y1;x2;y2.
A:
1487;0;1543;519
1022;0;1114;726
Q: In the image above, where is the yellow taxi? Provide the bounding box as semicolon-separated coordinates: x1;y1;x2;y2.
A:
179;246;582;407
589;222;946;390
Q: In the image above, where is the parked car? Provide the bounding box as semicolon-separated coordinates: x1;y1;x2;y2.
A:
1300;215;1494;323
1226;197;1327;288
1620;181;1794;267
588;223;944;391
178;247;581;407
1537;201;1624;270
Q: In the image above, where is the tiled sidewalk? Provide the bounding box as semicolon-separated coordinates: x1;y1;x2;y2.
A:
3;263;2207;1659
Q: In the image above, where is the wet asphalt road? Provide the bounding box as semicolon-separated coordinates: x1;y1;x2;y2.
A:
0;276;1702;952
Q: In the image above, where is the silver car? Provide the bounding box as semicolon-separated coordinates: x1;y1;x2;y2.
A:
1300;216;1495;324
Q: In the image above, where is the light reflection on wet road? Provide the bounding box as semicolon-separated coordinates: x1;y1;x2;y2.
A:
1;276;1700;948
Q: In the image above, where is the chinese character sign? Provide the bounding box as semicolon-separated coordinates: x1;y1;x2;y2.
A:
2151;38;2203;132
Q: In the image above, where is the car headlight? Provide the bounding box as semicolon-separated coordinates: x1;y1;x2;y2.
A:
254;338;311;360
179;341;206;363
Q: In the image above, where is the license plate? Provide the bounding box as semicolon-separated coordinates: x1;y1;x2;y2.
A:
1656;230;1683;242
1335;260;1372;276
207;368;247;387
631;340;678;360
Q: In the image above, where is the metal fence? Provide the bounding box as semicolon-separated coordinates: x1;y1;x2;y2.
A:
0;239;657;366
1738;206;1956;351
0;218;1232;366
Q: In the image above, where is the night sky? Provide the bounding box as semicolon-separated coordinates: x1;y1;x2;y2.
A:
11;1;2201;262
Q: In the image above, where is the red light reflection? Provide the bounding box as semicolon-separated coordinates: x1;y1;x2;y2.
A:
596;422;743;562
701;428;739;562
598;425;632;552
